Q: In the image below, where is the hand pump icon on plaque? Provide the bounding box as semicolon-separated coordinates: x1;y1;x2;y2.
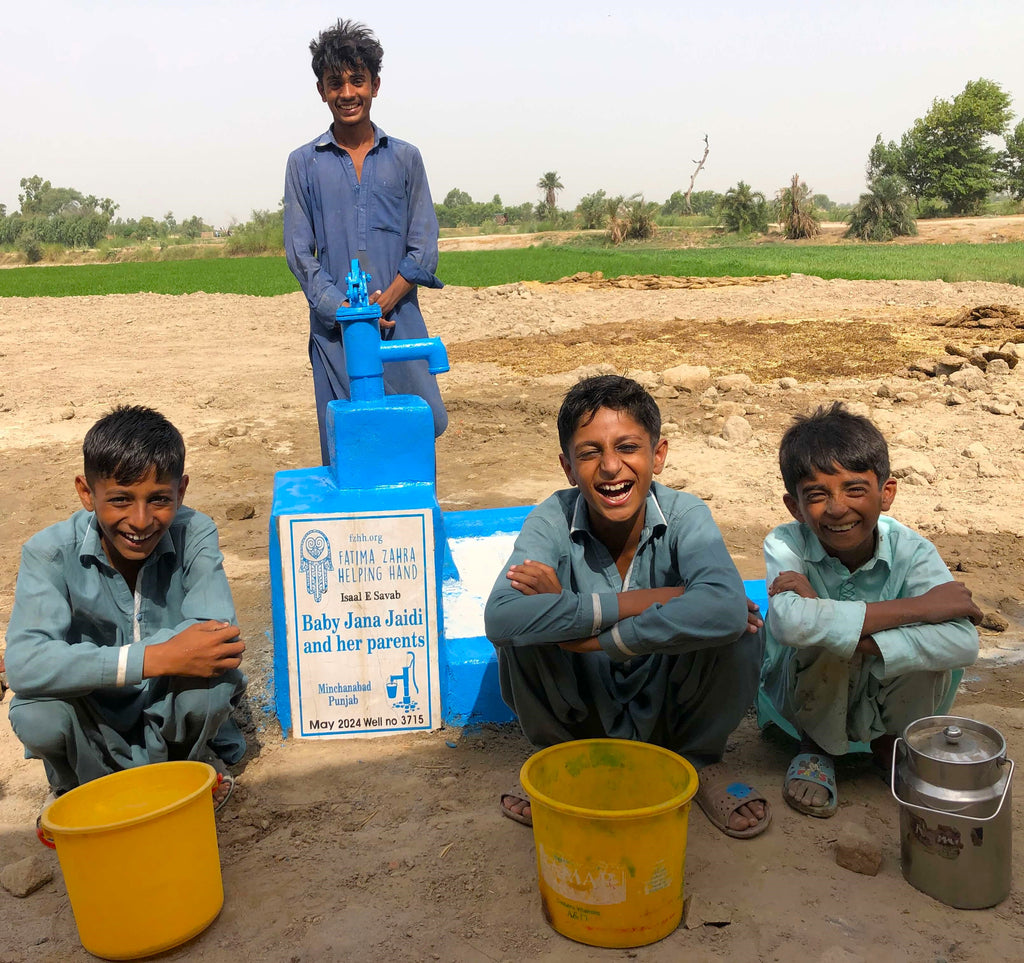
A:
387;652;419;710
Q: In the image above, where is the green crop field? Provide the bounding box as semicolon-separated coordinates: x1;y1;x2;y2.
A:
1;242;1022;298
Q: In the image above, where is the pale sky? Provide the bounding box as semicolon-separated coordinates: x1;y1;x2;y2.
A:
4;1;1024;228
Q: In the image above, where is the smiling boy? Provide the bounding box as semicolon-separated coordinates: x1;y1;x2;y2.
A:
5;406;246;840
284;18;447;464
761;403;980;817
485;376;770;839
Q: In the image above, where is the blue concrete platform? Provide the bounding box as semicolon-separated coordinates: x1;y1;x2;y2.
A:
438;504;770;726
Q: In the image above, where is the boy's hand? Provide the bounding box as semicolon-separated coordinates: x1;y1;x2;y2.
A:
143;621;245;679
769;571;817;599
746;598;764;634
919;581;983;624
507;560;562;596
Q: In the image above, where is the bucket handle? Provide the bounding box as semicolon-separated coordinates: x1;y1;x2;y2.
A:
890;738;1014;824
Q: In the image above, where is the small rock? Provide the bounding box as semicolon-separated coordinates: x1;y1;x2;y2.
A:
947;366;987;392
60;407;75;421
650;384;678;399
717;401;745;421
890;447;937;483
976;460;1003;478
0;854;53;897
875;382;896;398
662;364;711;393
895;391;919;404
908;358;939;377
835;823;882;876
945;391;968;406
981;612;1010;632
714;373;754;393
706;436;731;449
986;359;1011;376
895;430;923;447
845;402;872;418
777;377;798;390
982;401;1017;416
225;503;256;521
721;415;752;444
902;472;930;486
962;442;990;459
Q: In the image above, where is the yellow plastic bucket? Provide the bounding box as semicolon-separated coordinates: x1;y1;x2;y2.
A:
41;761;223;960
520;738;698;948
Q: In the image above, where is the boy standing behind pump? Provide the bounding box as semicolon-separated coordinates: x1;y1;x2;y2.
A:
284;18;447;465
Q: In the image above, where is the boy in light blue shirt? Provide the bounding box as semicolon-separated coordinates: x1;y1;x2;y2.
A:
761;402;980;817
6;406;247;843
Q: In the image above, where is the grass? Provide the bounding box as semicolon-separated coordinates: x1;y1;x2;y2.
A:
1;241;1023;297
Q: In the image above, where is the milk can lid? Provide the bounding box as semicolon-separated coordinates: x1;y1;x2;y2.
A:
904;715;1005;764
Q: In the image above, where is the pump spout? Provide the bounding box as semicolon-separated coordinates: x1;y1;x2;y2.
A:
379;337;450;375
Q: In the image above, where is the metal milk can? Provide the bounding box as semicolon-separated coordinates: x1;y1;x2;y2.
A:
891;715;1014;909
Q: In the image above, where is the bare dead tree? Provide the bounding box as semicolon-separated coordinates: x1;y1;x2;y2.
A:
683;135;710;214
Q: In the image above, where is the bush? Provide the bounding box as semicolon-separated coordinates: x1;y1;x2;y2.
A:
845;177;917;241
19;233;43;263
776;174;821;239
608;195;658;244
718;182;769;234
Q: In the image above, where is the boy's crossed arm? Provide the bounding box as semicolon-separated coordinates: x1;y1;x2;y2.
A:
766;533;980;673
503;559;759;654
769;569;981;655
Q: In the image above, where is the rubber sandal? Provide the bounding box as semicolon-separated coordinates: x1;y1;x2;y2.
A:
499;783;532;827
783;751;837;818
201;752;235;812
694;762;772;839
36;792;57;849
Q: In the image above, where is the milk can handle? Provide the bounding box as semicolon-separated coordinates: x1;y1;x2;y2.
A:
890;738;1015;822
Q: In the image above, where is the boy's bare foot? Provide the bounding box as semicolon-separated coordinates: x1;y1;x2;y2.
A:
783;739;837;817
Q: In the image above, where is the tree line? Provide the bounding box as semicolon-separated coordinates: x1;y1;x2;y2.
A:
1;176;210;262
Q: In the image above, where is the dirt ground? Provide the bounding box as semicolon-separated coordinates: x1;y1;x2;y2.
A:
3;218;1024;961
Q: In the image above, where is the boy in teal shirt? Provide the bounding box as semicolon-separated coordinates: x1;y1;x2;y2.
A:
6;406;247;840
762;402;980;817
486;375;769;838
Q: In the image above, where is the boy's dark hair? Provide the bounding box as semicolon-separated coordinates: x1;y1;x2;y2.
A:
779;401;890;496
83;405;185;486
557;375;661;456
310;19;383;81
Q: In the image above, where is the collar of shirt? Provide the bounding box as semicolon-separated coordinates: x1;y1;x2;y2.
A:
314;123;388;152
567;487;668;549
801;515;895;576
78;514;177;571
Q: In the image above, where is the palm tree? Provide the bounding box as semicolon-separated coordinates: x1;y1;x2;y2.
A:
537;171;564;214
845;177;917;241
717;181;768;234
776;174;821;239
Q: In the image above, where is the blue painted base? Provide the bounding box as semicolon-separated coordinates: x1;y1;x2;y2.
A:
438;503;770;728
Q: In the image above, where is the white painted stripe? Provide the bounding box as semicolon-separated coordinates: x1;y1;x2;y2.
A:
610;624;636;657
591;593;602;635
116;645;130;686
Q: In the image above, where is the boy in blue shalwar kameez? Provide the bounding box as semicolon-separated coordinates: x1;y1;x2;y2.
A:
485;376;770;839
5;406;247;842
284;18;447;464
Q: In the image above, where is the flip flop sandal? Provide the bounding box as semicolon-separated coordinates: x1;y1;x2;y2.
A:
201;752;235;812
36;792;57;849
694;763;772;839
784;751;838;818
499;783;532;827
